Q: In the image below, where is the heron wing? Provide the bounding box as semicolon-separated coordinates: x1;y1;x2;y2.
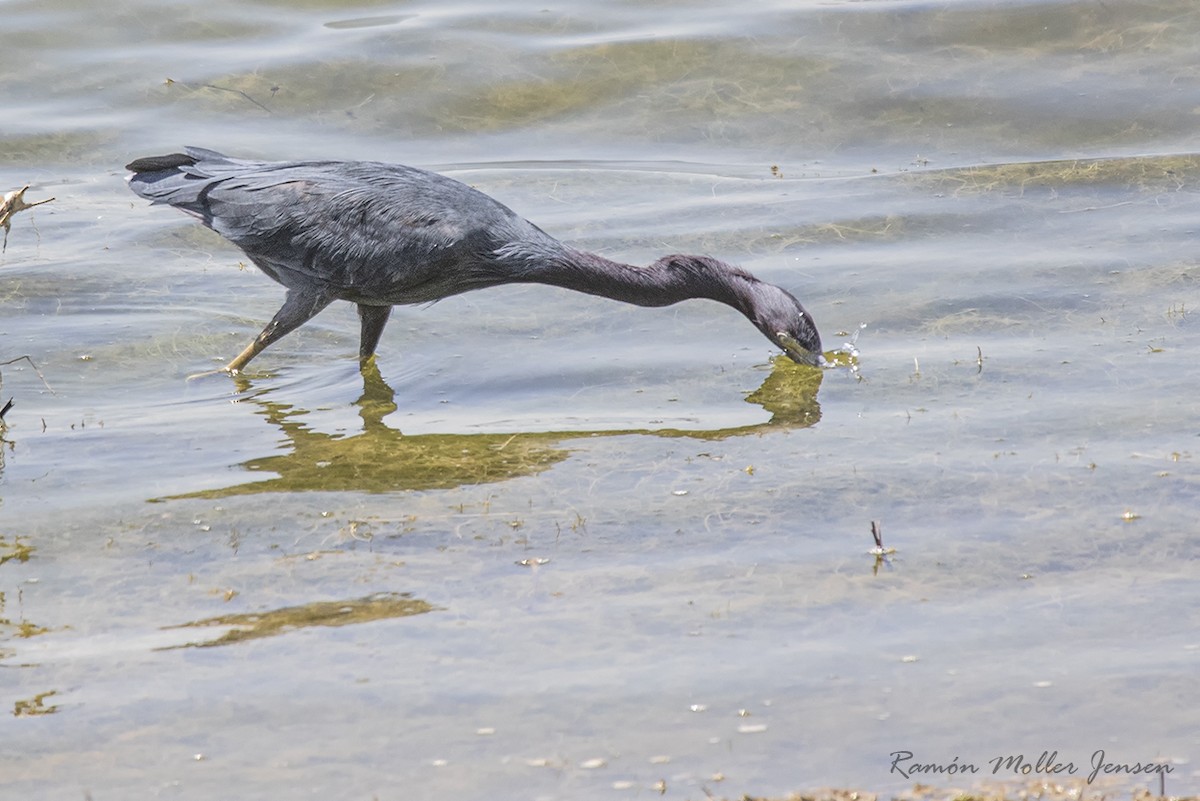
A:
129;149;547;301
185;157;522;299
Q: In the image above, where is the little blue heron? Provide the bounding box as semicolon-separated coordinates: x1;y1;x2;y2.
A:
126;147;822;373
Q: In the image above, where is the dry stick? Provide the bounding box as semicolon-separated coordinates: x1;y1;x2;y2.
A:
1;186;55;252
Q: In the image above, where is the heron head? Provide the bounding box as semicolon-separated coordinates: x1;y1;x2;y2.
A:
749;283;823;367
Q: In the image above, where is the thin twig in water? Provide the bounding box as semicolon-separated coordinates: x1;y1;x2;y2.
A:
202;83;273;114
164;77;272;114
0;355;56;395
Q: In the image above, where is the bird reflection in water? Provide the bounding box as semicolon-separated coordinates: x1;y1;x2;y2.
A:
164;357;823;501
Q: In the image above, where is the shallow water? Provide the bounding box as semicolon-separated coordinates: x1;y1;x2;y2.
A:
1;1;1198;799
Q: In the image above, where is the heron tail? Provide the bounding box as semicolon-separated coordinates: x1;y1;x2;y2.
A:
125;152;196;173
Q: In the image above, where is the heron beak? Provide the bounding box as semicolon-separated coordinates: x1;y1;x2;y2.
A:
776;332;822;367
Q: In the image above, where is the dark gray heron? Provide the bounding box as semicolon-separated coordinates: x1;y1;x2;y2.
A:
126;147;822;374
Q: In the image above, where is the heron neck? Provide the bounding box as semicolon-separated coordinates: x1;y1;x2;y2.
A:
524;248;755;314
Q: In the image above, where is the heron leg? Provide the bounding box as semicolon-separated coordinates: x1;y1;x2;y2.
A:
224;288;335;373
357;303;392;363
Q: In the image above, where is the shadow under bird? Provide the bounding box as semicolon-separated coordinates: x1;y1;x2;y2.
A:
125;147;822;374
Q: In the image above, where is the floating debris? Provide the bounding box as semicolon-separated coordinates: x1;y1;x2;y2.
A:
14;691;60;717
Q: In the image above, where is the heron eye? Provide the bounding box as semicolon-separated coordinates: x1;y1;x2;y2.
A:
775;331;816;363
776;331;800;348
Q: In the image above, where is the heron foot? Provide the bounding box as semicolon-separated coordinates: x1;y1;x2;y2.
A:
186;367;235;381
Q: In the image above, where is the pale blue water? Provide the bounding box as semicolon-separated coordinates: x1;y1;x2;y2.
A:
1;1;1198;799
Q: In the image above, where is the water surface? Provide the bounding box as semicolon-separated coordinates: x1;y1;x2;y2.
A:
1;1;1197;799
